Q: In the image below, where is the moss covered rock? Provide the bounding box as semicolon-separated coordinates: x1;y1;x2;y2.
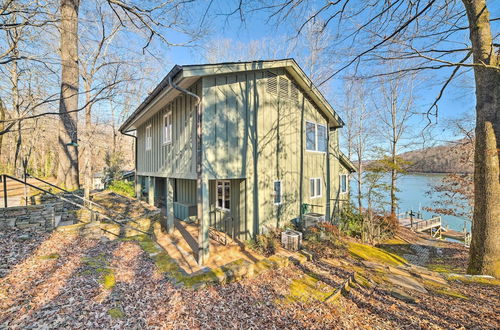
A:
347;241;407;266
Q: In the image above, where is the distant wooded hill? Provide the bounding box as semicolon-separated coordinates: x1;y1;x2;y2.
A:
398;140;473;174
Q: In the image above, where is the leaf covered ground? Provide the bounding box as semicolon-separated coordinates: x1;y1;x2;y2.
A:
1;193;499;329
1;227;499;329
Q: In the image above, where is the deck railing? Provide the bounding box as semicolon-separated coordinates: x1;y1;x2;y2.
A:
412;216;441;232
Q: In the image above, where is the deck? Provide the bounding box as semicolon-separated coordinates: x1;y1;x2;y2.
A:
398;213;469;244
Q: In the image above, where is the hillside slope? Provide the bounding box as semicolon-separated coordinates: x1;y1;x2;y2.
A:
399;141;473;173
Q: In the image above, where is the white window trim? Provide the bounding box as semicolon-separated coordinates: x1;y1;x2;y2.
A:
340;174;348;194
273;180;283;205
216;180;231;211
145;124;152;151
305;121;327;153
163;112;172;145
310;177;322;199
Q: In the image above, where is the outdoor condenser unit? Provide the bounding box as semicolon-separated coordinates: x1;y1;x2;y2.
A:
302;213;326;228
281;230;303;251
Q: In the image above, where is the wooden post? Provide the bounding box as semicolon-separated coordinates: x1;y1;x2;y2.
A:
166;178;174;233
135;175;142;201
23;160;28;206
3;175;7;208
148;176;155;206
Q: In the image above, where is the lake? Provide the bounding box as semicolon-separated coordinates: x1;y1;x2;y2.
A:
351;173;472;233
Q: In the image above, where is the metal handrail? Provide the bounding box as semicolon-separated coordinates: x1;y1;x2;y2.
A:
209;208;231;245
1;174;150;236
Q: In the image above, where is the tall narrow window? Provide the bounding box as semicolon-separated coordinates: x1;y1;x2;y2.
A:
310;178;322;198
317;124;327;152
163;112;172;144
145;125;152;151
274;180;282;205
306;121;316;151
216;180;231;211
305;121;327;152
340;174;348;193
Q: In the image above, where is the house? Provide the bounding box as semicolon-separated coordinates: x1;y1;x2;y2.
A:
119;59;355;264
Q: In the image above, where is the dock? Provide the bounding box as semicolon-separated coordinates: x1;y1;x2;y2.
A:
397;212;470;245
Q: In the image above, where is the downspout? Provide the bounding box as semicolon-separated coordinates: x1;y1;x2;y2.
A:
168;75;205;264
122;131;138;199
325;127;333;223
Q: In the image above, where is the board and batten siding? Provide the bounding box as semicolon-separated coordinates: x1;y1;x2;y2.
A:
201;68;338;235
136;80;201;178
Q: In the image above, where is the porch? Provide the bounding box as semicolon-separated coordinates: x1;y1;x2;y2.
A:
140;176;249;267
154;218;263;274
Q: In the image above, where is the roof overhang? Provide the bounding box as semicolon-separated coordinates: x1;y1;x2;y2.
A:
119;59;344;133
339;152;357;173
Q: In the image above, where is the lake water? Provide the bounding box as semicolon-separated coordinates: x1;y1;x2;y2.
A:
351;173;471;233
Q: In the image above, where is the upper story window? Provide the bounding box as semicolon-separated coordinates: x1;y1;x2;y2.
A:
340;174;348;193
310;178;322;198
274;180;282;205
145;125;152;151
306;121;327;152
163;112;172;144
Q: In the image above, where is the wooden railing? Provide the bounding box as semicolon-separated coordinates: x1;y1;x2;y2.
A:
412;216;441;232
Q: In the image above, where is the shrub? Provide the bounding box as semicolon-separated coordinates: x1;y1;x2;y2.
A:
246;231;278;257
339;205;364;238
108;180;135;198
303;222;346;258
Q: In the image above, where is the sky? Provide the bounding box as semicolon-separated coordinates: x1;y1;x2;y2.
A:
106;0;499;152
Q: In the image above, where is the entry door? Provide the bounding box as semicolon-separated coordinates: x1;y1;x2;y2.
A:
214;180;235;238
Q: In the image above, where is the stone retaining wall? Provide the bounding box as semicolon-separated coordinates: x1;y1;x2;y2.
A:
0;204;55;231
37;194;82;222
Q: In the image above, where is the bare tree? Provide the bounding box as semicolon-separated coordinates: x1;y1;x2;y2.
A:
228;0;499;276
376;69;414;219
57;0;80;190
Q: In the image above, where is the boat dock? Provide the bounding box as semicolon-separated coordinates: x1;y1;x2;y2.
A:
397;212;470;245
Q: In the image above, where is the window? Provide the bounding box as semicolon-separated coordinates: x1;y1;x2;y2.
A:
305;121;327;152
317;124;327;152
310;178;322;198
163;112;172;144
216;180;231;211
340;174;348;193
145;125;152;151
274;180;282;205
306;121;316;151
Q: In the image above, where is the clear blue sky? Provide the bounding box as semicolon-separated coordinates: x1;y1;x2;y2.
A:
134;0;500;149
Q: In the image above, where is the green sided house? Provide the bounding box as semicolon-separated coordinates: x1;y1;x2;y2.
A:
119;59;355;264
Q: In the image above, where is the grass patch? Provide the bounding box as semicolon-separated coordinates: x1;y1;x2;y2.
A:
108;307;125;318
426;263;461;273
38;253;60;260
434;288;468;300
82;254;116;290
446;274;500;286
279;273;335;304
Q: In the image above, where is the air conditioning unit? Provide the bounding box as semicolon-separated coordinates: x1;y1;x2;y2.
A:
303;213;326;228
281;230;303;251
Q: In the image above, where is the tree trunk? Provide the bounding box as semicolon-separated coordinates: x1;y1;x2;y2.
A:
357;160;362;213
11;54;22;177
462;0;500;277
57;0;80;190
0;98;5;159
390;93;397;218
83;79;92;200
